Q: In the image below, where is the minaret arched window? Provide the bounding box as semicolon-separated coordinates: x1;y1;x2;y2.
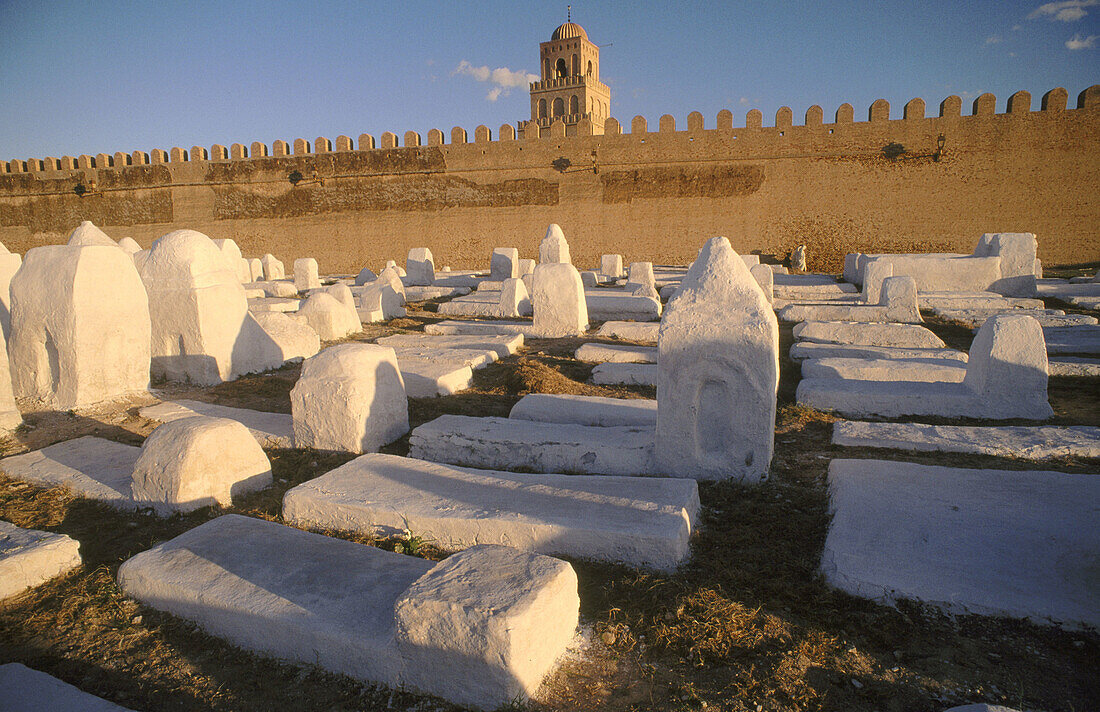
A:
571;54;579;76
538;99;547;119
552;97;565;117
555;58;567;79
569;95;579;115
587;60;592;76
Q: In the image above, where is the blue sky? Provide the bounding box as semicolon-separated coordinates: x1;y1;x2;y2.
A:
0;0;1096;159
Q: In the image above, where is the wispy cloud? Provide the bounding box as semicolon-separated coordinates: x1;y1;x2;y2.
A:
1028;0;1097;22
985;35;1003;44
1066;33;1099;48
453;60;538;101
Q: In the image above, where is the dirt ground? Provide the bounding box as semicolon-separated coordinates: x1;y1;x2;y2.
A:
0;292;1097;712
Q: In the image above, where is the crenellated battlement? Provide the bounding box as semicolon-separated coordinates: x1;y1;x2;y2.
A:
5;85;1095;174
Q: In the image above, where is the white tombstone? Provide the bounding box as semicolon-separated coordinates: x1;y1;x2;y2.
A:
626;262;655;291
66;220;117;247
131;416;273;514
139;229;283;385
293;257;321;291
656;237;779;481
740;254;761;268
9;242;151;409
843;253;862;284
250;311;320;362
406;248;435;286
490;248;519;280
499;277;532;318
988;233;1038;297
290;343;409;453
531;263;588;337
355;267;377;286
749;263;774;303
0;242;23;340
539;224;571;265
247;258;263;282
297;292;360;341
963;314;1051;419
791;244;807;271
384;259;407;277
600;254;624;279
880;275;921;323
260;253;284;281
0;327;22;432
862;260;893;304
517;258;536;277
580;270;599;288
117;237;142;255
213;239;250;283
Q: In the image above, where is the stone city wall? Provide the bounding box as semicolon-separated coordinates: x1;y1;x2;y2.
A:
1;86;1097;274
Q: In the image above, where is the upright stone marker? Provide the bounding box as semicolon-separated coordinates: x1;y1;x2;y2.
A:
293;258;321;291
490;248;519;280
656;237;779;481
531;263;588;337
405;247;435;286
538;223;571;264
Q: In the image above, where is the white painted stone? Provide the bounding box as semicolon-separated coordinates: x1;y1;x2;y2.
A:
293;257;321;291
625;262;655;291
66;220;117;247
0;664;137;711
510;393;656;427
801;357;967;383
576;342;657;363
861;260;893;304
944;706;1021;712
517;258;535;277
749;263;774;303
404;285;471;301
245;280;299;298
586;292;663;321
779;276;922;324
251;311;321;362
356;272;406;321
0;521;82;600
291;344;409;453
392;358;475;397
10;242;150;409
798;315;1052;420
822;459;1099;629
131;416;272;514
0;326;22;432
1048;356;1100;377
531;262;588;337
539;223;571;264
355;266;377;285
405;247;435;286
600;254;624;279
987;233;1038;297
580;270;599;288
376;332;523;358
791;244;807;271
140;230;285;385
424;320;531;336
595;321;659;343
832;420;1100;458
0;247;22;340
843;253;861;284
213;238;250;283
590;362;658;386
284;452;699;571
740;254;761;267
499;277;532;317
117;236;141;256
248;296;300;313
1043;325;1100;355
260;253;285;280
793;321;945;349
140;399;294;448
297;292;360;341
788;341;967;362
247;258;263;281
657;237;779;482
0;436;141;509
117;514;578;710
490;247;519;280
410;415;655;476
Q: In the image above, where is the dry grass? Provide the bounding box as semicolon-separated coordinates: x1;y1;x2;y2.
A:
0;304;1097;712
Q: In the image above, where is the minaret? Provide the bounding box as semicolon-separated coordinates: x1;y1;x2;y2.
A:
528;13;611;135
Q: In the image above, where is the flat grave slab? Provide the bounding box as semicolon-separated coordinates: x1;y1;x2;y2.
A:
935;308;1093;329
575;343;657;363
140;399;293;448
832;421;1100;459
403;285;471;301
800;357;967;383
1042;325;1100;355
0;663;137;712
590;362;658;386
423;319;536;337
789;342;967;362
376;332;523;358
117;514;579;709
1048;357;1100;377
247;297;300;313
510;393;657;427
283;453;698;571
793;321;945;349
594;321;660;344
584;293;662;321
1066;295;1100;310
393;358;474;398
0;520;82;600
410;414;655;476
822;459;1100;629
0;436;141;509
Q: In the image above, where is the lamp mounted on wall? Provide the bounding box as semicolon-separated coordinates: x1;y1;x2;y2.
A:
288;169;323;187
73;180;97;197
933;133;946;162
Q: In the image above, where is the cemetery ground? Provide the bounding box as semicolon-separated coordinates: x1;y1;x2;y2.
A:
0;295;1097;712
